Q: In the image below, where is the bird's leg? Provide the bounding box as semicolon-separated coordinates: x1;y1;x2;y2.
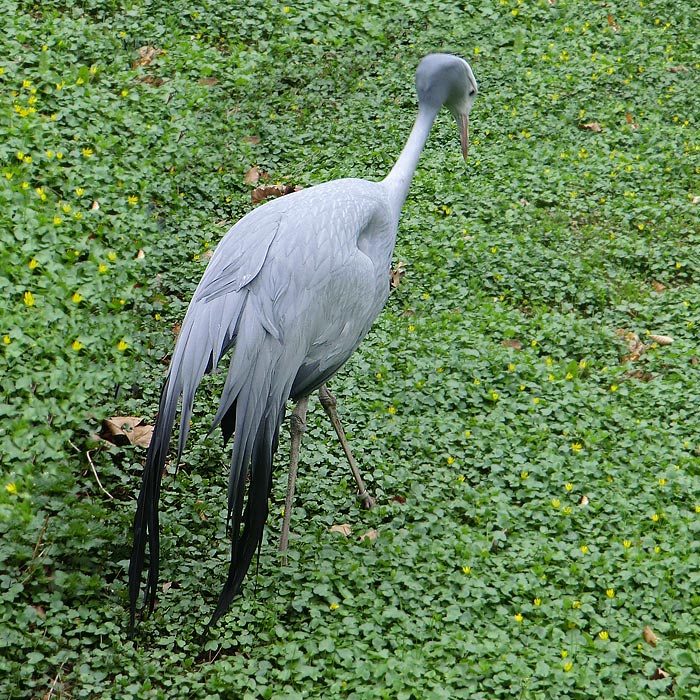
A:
318;384;375;510
279;396;309;561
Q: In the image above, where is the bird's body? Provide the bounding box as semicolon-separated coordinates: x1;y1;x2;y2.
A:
129;54;478;632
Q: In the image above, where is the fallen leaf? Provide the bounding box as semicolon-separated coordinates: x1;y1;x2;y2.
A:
90;200;100;211
668;65;688;73
580;121;602;132
251;183;302;204
243;135;260;144
649;334;673;346
245;166;261;184
625;112;639;130
201;249;214;261
33;605;46;619
133;46;162;68
650;667;671;681
390;261;407;289
651;280;666;293
96;416;153;448
162;581;172;594
502;339;522;351
691;195;700;205
330;523;352;536
627;369;654;382
392;495;407;504
607;14;620;31
198;76;218;86
579;495;589;506
615;328;647;362
135;249;146;259
360;529;378;542
643;625;660;647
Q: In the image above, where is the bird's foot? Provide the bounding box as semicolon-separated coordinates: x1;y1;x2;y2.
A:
357;488;375;510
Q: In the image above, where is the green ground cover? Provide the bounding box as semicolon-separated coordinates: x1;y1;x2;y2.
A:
1;0;700;697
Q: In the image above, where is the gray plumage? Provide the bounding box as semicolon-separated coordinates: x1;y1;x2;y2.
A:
129;53;478;633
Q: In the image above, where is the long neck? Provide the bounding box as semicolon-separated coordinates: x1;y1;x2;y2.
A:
383;105;438;215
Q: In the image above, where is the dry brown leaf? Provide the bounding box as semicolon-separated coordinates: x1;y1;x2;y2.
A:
243;135;260;144
607;14;620;31
692;195;700;205
651;280;666;293
97;416;153;448
650;667;670;681
360;529;378;542
330;523;352;537
502;339;522;351
625;112;639;130
162;581;172;594
251;183;302;204
650;334;673;346
90;200;100;211
615;328;648;362
245;166;261;184
133;46;163;68
201;249;214;261
643;625;660;647
668;65;688;73
390;261;407;289
136;249;146;260
580;121;602;133
198;76;218;86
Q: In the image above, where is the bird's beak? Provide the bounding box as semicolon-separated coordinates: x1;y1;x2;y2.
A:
457;112;470;160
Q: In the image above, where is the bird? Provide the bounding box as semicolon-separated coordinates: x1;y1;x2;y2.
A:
129;52;478;634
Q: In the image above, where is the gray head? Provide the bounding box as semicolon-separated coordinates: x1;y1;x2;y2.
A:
415;53;478;158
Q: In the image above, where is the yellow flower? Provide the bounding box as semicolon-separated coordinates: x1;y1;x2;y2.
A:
551;499;561;508
16;151;24;160
28;258;39;270
2;335;10;344
571;442;582;452
53;216;62;225
579;360;587;369
565;372;573;380
127;195;138;205
121;89;129;97
658;478;666;486
565;482;573;491
579;545;588;554
623;540;632;548
61;203;71;213
464;430;471;438
514;613;524;623
561;650;568;658
117;339;128;352
489;390;499;401
75;187;85;196
610;384;618;392
5;482;17;494
329;602;339;611
388;406;396;415
408;324;415;332
520;471;529;480
651;513;660;522
447;456;455;465
82;147;94;158
107;251;117;261
572;600;582;609
23;155;32;164
22;79;31;89
462;566;471;575
563;662;573;672
98;264;108;274
533;598;541;606
598;630;609;640
532;397;540;405
72;339;84;351
71;292;83;303
606;588;615;599
456;475;465;482
508;363;516;371
23;291;35;307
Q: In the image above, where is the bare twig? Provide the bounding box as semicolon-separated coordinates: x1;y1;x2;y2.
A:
45;662;65;700
86;448;114;500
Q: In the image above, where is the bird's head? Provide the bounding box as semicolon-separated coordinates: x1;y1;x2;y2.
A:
415;53;478;159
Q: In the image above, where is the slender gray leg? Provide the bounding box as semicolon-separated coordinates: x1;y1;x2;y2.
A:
318;384;375;510
279;396;309;559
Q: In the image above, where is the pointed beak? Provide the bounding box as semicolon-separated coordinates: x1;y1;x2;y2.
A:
457;112;470;160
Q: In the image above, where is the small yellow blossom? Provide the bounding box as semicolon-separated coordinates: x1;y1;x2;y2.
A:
572;600;582;609
508;363;516;371
565;482;573;492
23;155;32;164
53;216;62;225
532;397;541;405
5;482;17;494
121;89;129;97
61;203;71;213
71;292;83;303
75;187;85;196
28;258;39;270
489;390;499;401
658;478;666;486
462;566;471;575
22;79;32;89
533;598;541;607
388;405;396;415
329;602;339;611
561;650;568;658
464;430;471;438
514;613;523;623
98;264;108;273
408;324;415;332
571;442;582;452
651;513;660;522
447;456;455;465
599;630;609;640
579;360;587;369
457;475;465;482
521;471;529;480
23;291;35;307
606;588;615;599
623;540;632;548
580;545;588;554
107;251;117;261
551;499;561;508
117;339;128;352
610;384;618;392
565;372;573;380
563;662;573;672
82;147;94;158
473;378;480;385
2;335;10;344
72;339;84;351
127;195;138;205
21;181;29;189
